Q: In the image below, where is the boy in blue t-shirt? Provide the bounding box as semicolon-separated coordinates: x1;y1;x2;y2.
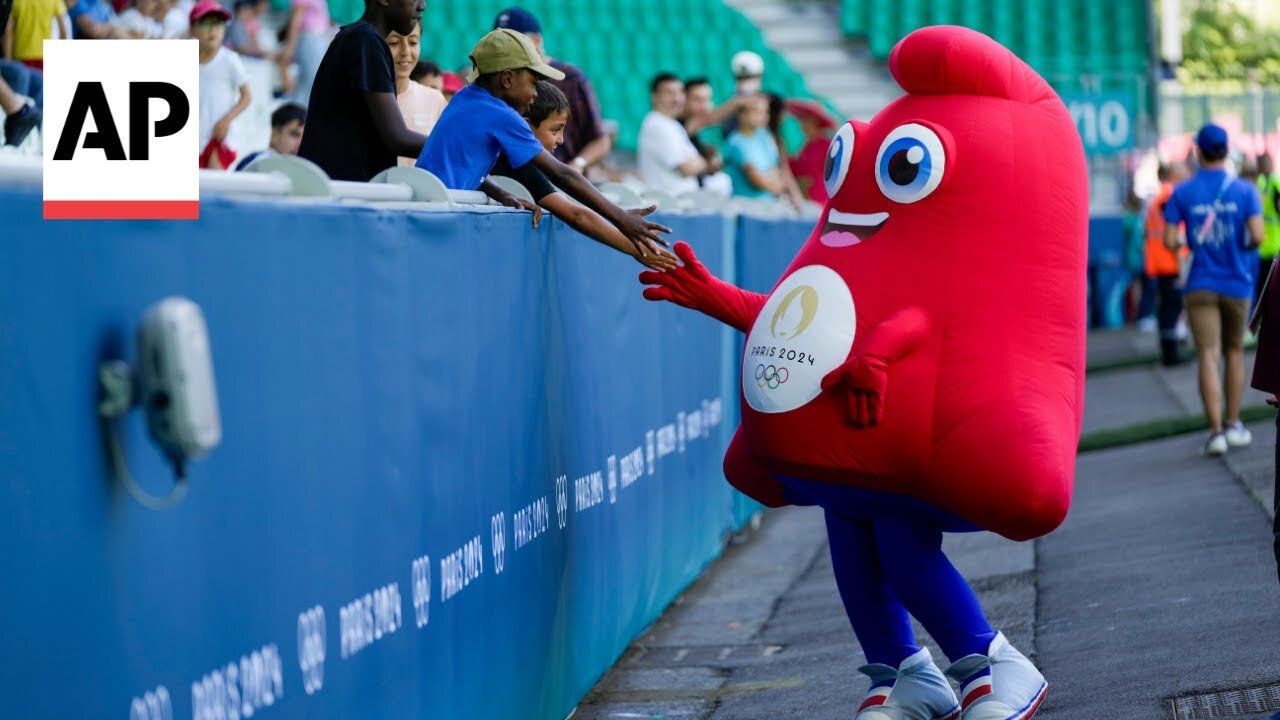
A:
418;28;669;260
1164;123;1266;456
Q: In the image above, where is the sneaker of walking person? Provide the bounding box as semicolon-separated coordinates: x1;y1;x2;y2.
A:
944;633;1046;720
1203;431;1229;457
855;647;959;720
1225;421;1253;448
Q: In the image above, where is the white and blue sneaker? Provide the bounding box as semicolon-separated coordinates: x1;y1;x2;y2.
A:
944;633;1046;720
855;647;960;720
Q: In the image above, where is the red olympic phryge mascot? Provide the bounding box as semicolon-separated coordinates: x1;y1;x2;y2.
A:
641;26;1086;720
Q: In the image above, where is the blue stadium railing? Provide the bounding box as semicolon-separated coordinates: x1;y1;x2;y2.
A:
0;168;813;719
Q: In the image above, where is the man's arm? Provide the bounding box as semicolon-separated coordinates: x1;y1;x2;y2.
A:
1247;214;1265;249
684;95;746;136
532;150;671;258
2;14;13;58
571;134;611;170
676;155;709;177
363;91;426;158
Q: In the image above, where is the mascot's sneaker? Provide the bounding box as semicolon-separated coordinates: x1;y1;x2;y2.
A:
944;633;1046;720
855;647;960;720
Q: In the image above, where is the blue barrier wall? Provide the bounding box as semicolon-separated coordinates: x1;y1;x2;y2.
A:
0;188;819;719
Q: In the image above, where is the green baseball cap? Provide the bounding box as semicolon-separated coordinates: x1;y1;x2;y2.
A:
467;28;565;82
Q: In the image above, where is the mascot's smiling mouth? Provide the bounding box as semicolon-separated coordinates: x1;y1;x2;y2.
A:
820;209;889;247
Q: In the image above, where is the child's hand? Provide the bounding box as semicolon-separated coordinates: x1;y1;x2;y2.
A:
495;194;543;229
635;248;678;272
212;118;231;142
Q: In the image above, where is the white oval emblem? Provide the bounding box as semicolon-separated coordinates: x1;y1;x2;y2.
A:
742;265;856;413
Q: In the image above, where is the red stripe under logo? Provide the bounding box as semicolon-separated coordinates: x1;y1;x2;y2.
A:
858;694;889;712
962;683;993;709
43;200;200;220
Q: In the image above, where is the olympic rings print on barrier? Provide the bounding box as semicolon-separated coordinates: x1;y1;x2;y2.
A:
754;364;789;389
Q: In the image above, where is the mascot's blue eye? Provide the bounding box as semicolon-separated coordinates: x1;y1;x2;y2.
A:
824;124;856;198
874;124;946;204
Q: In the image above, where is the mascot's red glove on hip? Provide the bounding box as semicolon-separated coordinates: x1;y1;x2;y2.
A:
641;26;1086;720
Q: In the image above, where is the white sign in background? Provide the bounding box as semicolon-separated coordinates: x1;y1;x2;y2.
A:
43;40;199;204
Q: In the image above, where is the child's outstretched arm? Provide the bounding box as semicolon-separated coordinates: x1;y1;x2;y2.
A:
540;192;676;271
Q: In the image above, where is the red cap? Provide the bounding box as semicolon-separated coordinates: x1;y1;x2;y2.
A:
441;72;465;94
189;0;230;24
784;99;837;129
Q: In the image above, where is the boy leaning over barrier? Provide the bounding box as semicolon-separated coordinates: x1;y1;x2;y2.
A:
490;81;676;272
417;28;670;264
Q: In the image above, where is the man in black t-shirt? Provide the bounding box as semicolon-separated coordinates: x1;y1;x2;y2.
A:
296;0;424;181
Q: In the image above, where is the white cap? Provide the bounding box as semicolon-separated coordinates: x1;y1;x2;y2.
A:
731;50;764;78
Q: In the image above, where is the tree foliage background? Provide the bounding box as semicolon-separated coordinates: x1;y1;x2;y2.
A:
1177;0;1280;87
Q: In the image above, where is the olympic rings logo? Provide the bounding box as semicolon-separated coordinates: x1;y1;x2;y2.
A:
754;364;789;389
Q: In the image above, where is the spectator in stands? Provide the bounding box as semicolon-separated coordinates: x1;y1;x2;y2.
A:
638;73;709;196
410;60;441;91
276;0;331;104
226;0;270;59
721;50;764;137
785;98;836;203
297;0;425;181
233;101;304;170
113;0;162;38
419;29;670;258
387;20;444;166
439;71;463;101
492;7;609;175
724;94;801;207
680;77;738;196
1145;162;1190;366
65;0;122;38
193;0;250;169
1164;123;1266;457
764;91;804;207
491;81;675;271
153;0;187;37
4;0;68;69
1256;153;1280;308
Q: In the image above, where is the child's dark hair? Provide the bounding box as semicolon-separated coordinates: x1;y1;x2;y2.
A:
527;81;569;126
270;102;306;128
410;60;441;82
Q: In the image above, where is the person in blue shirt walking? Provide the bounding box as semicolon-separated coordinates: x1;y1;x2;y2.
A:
1164;123;1266;457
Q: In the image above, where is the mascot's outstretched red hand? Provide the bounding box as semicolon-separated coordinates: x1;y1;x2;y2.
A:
641;26;1087;720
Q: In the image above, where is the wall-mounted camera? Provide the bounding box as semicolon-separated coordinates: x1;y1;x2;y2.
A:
99;297;221;510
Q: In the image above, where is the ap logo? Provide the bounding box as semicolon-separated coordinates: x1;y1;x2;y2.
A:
43;40;199;219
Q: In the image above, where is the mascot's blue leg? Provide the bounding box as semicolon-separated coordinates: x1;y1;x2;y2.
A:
869;515;996;663
824;508;919;668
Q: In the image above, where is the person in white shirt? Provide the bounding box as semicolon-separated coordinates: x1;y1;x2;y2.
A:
113;0;164;37
191;0;251;169
640;72;711;193
637;73;713;196
386;20;445;166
